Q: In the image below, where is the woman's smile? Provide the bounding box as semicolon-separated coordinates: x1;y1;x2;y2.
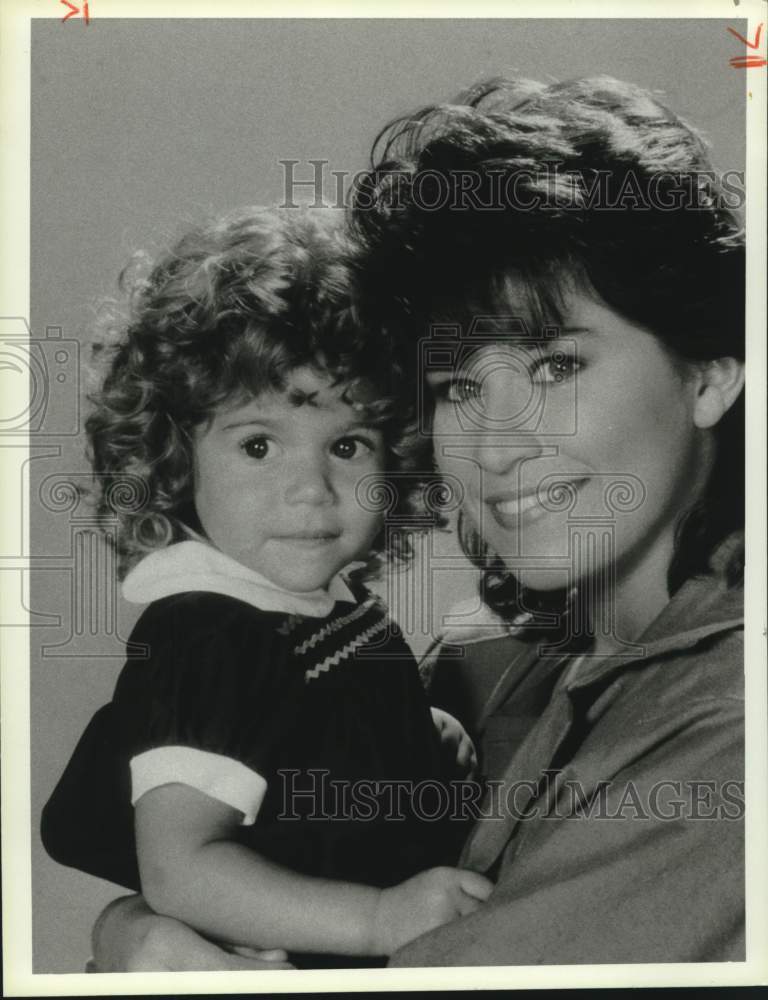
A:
485;477;591;529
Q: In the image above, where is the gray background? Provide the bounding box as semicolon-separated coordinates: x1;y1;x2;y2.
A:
30;18;745;971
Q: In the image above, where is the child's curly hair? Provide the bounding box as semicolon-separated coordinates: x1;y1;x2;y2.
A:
87;206;432;579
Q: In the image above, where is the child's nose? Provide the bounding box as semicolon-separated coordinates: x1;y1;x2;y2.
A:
284;460;335;505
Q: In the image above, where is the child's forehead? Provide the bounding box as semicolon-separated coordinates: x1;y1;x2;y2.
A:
218;367;375;420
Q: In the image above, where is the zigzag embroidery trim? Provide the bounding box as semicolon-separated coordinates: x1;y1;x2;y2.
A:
293;598;377;655
304;617;389;683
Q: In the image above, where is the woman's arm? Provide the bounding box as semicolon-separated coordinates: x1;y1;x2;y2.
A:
136;783;492;958
389;699;745;966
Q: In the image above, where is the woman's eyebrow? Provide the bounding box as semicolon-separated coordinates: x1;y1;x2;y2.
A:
520;326;594;346
440;327;595;359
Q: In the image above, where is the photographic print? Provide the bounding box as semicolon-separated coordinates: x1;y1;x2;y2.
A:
2;1;766;993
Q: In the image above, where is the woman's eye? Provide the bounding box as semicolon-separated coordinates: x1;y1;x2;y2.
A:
430;378;483;404
240;436;271;459
531;352;581;384
331;436;373;460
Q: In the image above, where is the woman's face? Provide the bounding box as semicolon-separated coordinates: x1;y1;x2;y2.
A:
427;289;715;602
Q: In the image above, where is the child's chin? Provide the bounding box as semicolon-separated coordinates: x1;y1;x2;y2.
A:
272;568;338;594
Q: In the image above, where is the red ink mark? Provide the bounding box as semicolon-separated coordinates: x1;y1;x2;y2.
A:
60;0;89;24
730;55;767;68
728;22;767;68
727;23;763;49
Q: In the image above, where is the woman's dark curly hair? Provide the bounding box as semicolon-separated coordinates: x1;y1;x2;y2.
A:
87;206;432;579
349;76;744;631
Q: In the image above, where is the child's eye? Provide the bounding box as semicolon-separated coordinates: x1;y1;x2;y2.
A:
530;351;581;384
429;377;483;404
331;435;375;460
240;436;271;459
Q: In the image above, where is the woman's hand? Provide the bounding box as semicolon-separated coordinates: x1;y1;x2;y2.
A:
431;707;478;779
371;867;493;956
90;894;294;971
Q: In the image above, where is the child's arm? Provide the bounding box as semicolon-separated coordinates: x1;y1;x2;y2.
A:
89;894;294;971
431;707;478;779
136;783;493;957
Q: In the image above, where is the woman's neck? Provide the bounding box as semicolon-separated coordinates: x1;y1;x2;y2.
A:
586;526;676;658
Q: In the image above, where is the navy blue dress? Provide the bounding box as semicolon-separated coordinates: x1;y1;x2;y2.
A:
42;588;470;968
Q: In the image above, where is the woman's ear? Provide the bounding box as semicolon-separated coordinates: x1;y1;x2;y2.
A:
693;357;745;429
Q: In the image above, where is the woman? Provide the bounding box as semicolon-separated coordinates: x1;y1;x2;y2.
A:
89;75;745;968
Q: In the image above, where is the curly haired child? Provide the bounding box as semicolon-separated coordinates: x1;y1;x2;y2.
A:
42;207;487;969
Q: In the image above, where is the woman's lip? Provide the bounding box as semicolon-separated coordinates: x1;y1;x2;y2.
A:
486;478;589;527
485;487;539;507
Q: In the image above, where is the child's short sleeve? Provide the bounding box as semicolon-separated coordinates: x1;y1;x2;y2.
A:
113;593;298;825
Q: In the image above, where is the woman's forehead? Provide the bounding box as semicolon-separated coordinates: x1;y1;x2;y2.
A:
428;266;591;334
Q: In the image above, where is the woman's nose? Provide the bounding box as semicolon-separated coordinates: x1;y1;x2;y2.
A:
284;459;335;505
467;373;546;475
473;436;543;477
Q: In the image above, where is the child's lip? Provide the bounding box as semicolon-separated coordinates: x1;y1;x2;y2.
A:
276;530;341;541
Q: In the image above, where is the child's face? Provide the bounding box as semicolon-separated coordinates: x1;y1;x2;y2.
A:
192;367;387;593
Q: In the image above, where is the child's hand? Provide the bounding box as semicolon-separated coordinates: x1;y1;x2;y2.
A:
431;707;478;779
371;866;493;955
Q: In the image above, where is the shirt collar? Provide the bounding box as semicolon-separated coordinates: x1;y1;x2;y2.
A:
568;533;744;690
121;540;358;618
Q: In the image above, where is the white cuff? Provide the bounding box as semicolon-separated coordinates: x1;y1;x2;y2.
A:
130;746;267;825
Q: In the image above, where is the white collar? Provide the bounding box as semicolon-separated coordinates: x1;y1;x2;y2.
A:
121;540;358;618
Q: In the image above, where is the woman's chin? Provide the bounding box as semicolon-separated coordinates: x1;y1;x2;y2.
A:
499;565;571;595
479;520;572;593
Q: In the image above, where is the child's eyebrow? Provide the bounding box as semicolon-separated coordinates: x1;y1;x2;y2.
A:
220;416;279;431
342;421;380;434
219;417;380;433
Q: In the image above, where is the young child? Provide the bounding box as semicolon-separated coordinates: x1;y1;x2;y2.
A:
41;207;488;968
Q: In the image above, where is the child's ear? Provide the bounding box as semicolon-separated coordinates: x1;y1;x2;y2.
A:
693;357;745;429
